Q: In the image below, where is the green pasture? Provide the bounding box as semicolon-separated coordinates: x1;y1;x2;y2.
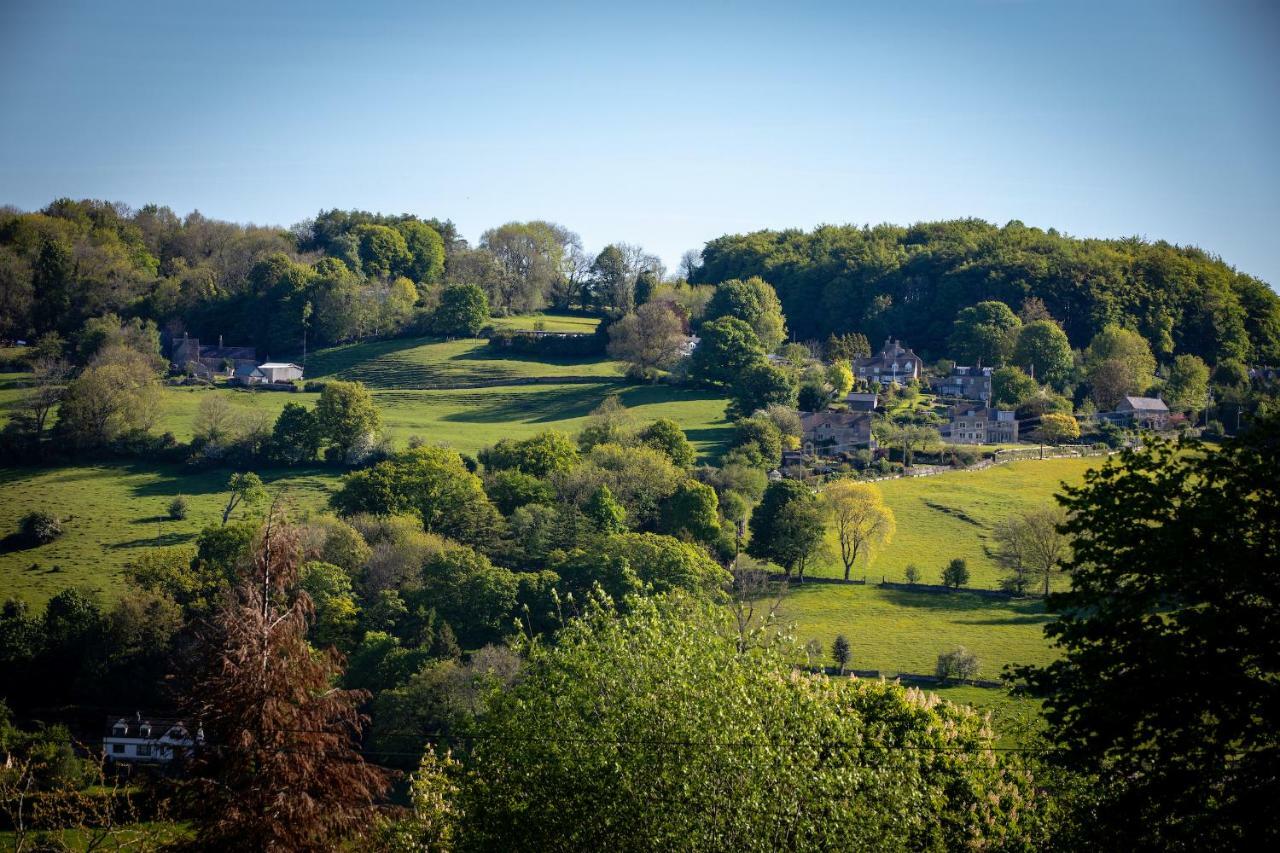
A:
0;463;336;607
303;335;622;390
491;312;601;333
156;380;732;458
779;582;1056;677
805;456;1103;588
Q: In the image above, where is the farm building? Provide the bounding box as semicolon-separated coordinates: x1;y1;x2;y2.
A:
845;391;878;411
258;362;304;383
170;334;257;375
1106;396;1171;429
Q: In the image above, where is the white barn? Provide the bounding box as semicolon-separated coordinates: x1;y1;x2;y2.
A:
258;362;304;383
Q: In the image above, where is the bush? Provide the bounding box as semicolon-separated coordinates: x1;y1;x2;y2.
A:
20;510;62;544
904;564;921;585
936;646;980;683
168;495;189;520
941;558;969;589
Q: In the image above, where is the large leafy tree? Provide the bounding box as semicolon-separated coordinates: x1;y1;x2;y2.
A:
607;301;688;379
822;480;896;581
314;380;380;457
689;316;763;387
478;430;579;478
330;446;500;546
1013;319;1074;388
1164;353;1210;414
1085;324;1157;410
424;595;1047;850
1012;423;1280;850
948;300;1021;367
746;479;825;579
704;276;787;352
432;283;489;337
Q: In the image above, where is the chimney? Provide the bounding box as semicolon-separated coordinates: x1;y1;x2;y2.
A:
219;334;223;349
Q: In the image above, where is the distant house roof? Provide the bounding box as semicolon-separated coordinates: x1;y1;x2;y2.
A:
200;345;257;361
846;392;878;403
234;364;265;378
1120;396;1169;412
258;362;302;370
800;410;869;429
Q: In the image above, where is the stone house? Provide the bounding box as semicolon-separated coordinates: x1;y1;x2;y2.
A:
1113;396;1170;429
171;334;257;375
800;411;875;456
852;338;921;386
946;404;1019;444
931;365;993;401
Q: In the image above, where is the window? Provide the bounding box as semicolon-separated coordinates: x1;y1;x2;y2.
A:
112;744;125;754
137;744;152;757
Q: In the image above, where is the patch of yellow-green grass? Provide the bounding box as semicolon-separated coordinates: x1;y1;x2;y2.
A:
923;684;1045;747
0;822;190;850
779;583;1056;677
156;381;732;459
0;370;32;420
0;463;336;608
491;311;601;333
303;336;623;390
806;456;1103;588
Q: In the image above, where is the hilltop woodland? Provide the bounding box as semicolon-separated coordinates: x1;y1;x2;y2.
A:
0;202;1278;849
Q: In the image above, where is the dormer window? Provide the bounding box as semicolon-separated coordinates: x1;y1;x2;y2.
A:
140;724;151;738
113;724;126;737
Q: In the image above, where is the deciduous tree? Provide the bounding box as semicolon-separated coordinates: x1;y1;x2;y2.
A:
823;480;896;581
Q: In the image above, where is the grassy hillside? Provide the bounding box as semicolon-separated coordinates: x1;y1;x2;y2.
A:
303;336;622;390
0;464;335;607
156;381;731;458
806;456;1103;588
779;583;1056;677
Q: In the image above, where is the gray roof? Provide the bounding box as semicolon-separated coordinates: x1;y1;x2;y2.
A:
234;364;264;377
1121;396;1169;412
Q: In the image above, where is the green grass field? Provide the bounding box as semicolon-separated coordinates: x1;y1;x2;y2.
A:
155;380;732;458
779;582;1056;677
0;463;336;607
806;456;1103;589
491;312;601;333
303;335;623;389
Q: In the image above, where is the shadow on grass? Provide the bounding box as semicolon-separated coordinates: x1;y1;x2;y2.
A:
304;336;436;379
0;533;39;556
879;588;1048;617
110;532;197;549
440;383;624;424
958;613;1053;626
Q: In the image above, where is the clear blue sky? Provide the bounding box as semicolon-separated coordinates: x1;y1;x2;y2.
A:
2;0;1277;286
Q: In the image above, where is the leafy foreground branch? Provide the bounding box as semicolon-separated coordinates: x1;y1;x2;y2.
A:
389;594;1053;852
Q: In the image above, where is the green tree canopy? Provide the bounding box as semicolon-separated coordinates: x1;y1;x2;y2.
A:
330;446;500;546
1013;319;1074;388
948;300;1021;366
704;276;787;352
689;316;763;387
746;479;824;578
315;380;380;456
431;595;1045;850
1012;423;1280;850
432;283;489;337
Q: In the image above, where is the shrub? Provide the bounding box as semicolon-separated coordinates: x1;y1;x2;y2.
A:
168;495;190;520
20;510;62;544
936;646;980;683
904;564;921;585
941;558;969;589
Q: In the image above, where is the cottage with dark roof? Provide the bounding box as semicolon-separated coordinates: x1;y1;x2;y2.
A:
1113;396;1170;429
931;365;993;401
852;338;921;386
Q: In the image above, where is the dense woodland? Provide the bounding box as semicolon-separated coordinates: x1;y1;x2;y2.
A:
694;220;1280;365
